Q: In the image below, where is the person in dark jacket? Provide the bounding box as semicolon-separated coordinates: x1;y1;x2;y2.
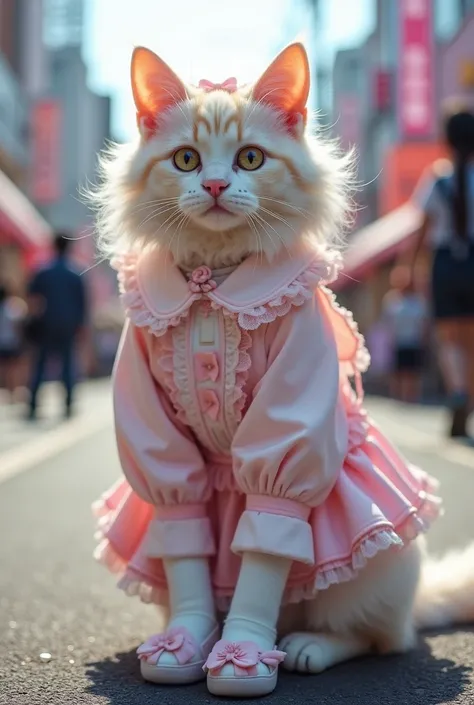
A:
27;232;88;419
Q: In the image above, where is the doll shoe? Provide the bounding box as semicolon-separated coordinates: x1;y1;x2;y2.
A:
204;639;286;697
138;624;219;684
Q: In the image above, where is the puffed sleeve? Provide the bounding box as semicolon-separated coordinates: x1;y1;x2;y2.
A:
113;320;215;558
231;295;348;565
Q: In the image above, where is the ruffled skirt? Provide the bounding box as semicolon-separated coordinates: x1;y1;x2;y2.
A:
93;414;441;611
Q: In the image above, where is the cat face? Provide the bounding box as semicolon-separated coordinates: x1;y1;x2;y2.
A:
95;44;352;268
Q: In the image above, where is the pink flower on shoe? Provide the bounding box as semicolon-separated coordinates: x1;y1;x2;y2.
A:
204;640;286;676
137;627;197;666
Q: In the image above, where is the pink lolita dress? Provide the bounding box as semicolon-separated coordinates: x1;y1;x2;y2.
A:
93;241;440;631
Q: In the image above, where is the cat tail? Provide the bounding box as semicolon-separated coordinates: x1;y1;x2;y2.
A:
414;541;474;629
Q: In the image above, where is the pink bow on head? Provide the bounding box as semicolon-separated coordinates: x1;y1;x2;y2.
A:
199;77;238;93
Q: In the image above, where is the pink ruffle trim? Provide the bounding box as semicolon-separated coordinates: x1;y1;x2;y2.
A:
233;252;342;331
156;330;188;426
112;254;191;337
233;328;252;422
112;249;342;338
155;319;252;439
93;491;440;610
320;286;371;374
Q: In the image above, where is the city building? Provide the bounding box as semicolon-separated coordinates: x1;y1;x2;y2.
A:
39;46;112;233
37;0;117;313
44;0;84;48
0;0;115;314
0;0;52;294
326;0;474;337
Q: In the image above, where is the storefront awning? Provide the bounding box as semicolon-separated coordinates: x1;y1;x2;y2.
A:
334;202;422;291
0;169;52;251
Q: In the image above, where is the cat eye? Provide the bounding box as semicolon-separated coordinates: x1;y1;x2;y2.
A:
236;146;265;171
173;147;201;172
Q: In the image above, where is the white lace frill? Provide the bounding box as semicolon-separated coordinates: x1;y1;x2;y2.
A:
112;254;191;337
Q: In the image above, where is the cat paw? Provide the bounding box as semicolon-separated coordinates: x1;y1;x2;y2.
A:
279;632;329;673
279;632;371;674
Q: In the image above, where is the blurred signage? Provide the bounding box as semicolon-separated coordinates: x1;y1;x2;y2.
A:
31;100;61;204
398;0;434;139
374;71;392;111
336;95;361;149
380;142;448;214
460;60;474;88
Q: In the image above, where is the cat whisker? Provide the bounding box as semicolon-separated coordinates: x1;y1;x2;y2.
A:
158;86;192;129
244;214;259;257
147;208;183;249
131;197;180;214
252;213;280;259
164;216;182;260
175;214;190;265
258;205;298;234
258;196;312;220
80;255;108;277
244;87;282;125
253;211;292;260
137;205;180;230
247;214;265;269
162;209;186;236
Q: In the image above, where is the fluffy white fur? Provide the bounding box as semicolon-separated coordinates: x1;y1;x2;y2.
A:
92;89;354;269
92;45;474;677
279;537;474;673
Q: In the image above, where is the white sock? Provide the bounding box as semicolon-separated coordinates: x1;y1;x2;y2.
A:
158;557;217;665
221;553;291;674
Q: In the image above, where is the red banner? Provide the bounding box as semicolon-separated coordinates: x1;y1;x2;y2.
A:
374;70;392;112
398;0;434;139
31;100;61;204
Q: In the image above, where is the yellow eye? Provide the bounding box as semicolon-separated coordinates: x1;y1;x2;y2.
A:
173;147;201;172
236;146;265;171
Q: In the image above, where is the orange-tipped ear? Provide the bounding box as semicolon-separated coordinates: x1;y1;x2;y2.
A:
131;47;187;136
252;43;310;121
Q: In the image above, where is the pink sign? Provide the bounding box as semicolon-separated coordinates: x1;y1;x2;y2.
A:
31;100;62;204
337;95;361;150
398;0;434;139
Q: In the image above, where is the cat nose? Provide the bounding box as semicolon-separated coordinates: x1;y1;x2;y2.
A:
202;179;230;198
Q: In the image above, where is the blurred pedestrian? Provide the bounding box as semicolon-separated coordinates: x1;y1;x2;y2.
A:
26;232;88;420
411;107;474;437
0;285;26;400
382;266;428;403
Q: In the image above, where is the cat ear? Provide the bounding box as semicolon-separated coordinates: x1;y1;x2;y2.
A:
131;47;187;138
252;43;310;129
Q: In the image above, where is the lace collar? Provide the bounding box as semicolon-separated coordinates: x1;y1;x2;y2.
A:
113;242;342;336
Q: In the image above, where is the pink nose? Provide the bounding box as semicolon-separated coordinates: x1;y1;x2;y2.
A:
202;179;229;199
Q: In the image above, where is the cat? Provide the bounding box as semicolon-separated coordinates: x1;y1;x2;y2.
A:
90;42;474;683
93;46;353;272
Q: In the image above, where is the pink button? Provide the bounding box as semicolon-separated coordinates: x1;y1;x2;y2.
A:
198;388;220;421
195;352;219;382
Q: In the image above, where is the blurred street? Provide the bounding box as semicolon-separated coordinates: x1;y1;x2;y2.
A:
0;382;473;705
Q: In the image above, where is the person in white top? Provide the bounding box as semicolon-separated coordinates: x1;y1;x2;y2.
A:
411;107;474;438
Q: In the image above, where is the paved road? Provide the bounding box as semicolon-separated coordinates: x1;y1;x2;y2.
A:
0;386;473;705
